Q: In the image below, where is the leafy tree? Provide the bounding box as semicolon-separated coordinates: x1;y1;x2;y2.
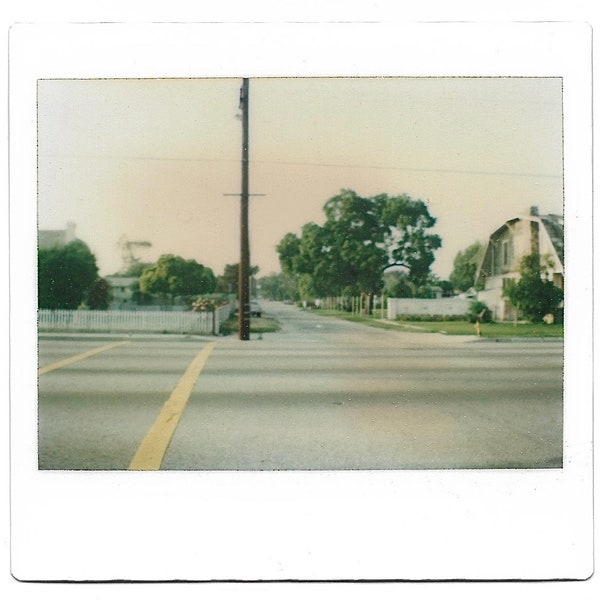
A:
215;263;240;293
436;278;454;297
503;254;563;323
38;240;99;309
86;277;110;310
383;270;415;298
258;272;299;301
139;254;217;305
449;241;484;292
277;190;441;299
130;281;153;306
215;263;260;295
414;276;453;299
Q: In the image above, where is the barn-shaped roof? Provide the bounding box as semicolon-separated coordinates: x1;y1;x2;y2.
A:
540;214;564;265
475;211;564;284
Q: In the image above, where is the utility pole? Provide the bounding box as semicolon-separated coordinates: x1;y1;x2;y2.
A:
224;79;264;340
238;78;251;341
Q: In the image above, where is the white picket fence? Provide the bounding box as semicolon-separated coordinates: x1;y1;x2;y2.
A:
38;304;234;335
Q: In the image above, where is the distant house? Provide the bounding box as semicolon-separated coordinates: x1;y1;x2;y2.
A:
38;221;77;249
105;276;138;309
475;207;564;321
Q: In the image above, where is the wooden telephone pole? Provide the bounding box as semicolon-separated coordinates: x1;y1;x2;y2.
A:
225;79;264;340
238;78;251;340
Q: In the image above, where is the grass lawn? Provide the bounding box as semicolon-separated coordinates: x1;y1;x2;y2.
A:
249;316;281;334
393;320;563;338
221;315;281;335
311;309;563;338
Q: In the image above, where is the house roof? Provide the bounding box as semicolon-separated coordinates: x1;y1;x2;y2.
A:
38;222;77;250
475;212;564;283
540;214;564;265
38;230;67;249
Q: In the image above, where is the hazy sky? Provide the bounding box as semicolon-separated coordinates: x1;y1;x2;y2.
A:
37;76;563;279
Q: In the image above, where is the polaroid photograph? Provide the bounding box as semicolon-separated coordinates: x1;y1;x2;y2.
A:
9;20;593;583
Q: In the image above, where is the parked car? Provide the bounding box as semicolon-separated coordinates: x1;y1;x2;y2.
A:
250;300;262;318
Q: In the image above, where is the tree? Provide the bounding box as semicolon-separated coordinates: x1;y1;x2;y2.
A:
86;277;111;310
139;254;217;305
384;270;452;299
449;241;484;292
258;272;299;301
383;270;415;298
38;240;99;309
503;254;563;323
215;263;260;295
415;275;453;299
277;190;441;299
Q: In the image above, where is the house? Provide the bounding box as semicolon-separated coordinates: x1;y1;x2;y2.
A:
105;275;139;309
38;221;77;249
475;207;564;322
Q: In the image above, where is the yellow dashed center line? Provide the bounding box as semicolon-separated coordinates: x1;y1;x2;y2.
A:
38;340;132;375
129;342;216;471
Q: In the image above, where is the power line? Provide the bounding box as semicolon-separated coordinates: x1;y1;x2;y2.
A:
40;153;561;180
252;159;562;180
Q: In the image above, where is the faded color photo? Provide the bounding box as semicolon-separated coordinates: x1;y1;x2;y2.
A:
37;77;564;470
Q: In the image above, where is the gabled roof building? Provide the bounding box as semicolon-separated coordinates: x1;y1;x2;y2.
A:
38;221;77;250
475;207;564;322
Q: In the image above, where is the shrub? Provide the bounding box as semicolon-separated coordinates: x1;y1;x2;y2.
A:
503;254;563;323
190;297;228;312
395;314;466;322
468;300;493;323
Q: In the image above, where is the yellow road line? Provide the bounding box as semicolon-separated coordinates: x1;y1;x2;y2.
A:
129;342;216;471
38;340;132;375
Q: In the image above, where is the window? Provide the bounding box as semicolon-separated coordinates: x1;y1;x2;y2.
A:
502;240;509;268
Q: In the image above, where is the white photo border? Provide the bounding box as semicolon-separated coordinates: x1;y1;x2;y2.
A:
9;21;593;581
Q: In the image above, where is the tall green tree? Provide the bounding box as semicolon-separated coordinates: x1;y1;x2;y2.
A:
503;254;563;323
383;270;415;298
449;241;484;292
86;277;110;310
38;240;99;309
139;254;217;305
277;190;441;298
215;263;260;295
258;272;299;301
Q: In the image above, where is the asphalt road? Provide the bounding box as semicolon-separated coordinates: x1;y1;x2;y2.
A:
38;301;563;470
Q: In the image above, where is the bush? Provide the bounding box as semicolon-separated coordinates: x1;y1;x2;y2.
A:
218;317;237;335
503;254;563;323
395;314;466;322
468;300;493;323
190;297;228;312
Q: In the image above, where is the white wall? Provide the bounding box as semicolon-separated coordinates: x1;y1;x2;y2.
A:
387;297;471;319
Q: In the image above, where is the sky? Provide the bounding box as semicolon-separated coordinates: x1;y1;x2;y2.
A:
37;76;564;280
